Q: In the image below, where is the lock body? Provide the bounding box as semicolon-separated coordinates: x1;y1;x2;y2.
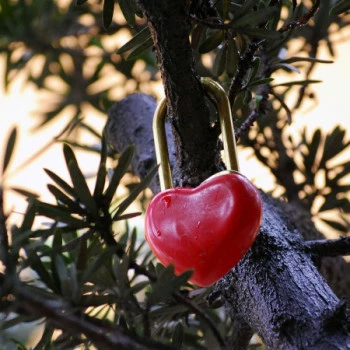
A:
145;78;262;286
145;172;262;286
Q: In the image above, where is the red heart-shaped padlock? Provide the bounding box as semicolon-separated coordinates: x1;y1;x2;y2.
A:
145;172;262;286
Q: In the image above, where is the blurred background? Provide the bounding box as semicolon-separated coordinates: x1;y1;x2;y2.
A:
0;0;349;240
0;0;349;348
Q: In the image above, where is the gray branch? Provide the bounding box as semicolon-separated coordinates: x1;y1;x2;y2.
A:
106;93;350;349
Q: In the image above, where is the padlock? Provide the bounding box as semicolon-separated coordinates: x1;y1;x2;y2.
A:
145;78;262;287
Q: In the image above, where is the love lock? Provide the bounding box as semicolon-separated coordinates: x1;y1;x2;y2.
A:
145;78;262;287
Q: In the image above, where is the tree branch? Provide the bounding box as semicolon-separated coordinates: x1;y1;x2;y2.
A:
106;93;350;349
137;0;222;187
307;237;350;258
16;286;173;350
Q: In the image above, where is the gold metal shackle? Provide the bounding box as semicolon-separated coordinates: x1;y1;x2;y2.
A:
153;77;239;191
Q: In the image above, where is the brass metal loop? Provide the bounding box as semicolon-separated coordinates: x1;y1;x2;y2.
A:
153;77;239;191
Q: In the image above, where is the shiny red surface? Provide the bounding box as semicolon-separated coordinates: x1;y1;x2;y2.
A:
145;172;262;286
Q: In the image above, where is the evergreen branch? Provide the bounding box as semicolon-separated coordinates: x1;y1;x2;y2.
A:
235;89;269;140
307;237;350;258
228;40;264;105
278;0;321;33
129;254;227;346
16;286;171;350
101;225;226;347
173;292;226;347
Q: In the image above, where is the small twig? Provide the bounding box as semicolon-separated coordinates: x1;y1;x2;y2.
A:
306;236;350;258
235;110;259;141
235;84;270;140
228;40;264;105
279;0;321;33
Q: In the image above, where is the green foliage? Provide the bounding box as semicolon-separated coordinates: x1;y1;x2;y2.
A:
297;126;350;232
0;0;156;129
1;0;350;348
0;136;229;349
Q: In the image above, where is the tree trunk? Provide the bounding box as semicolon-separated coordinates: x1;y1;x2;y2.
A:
106;93;350;349
107;0;350;348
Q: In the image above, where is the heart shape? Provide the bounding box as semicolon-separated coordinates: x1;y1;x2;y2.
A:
145;172;262;286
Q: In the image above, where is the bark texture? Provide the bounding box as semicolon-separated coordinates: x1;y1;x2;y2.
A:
137;0;222;187
106;0;350;348
106;93;350;349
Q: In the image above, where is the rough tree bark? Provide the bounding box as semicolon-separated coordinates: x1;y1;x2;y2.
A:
106;0;350;348
136;0;223;187
106;93;350;349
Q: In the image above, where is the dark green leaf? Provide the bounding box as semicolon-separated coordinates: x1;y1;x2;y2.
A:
274;63;301;73
9;187;39;198
77;0;88;4
60;229;95;254
141;249;154;266
0;315;40;330
213;45;227;77
127;228;138;260
222;0;230;19
104;145;135;204
130;280;149;294
234;0;258;18
198;30;224;54
26;250;57;292
232;7;278;28
191;24;205;50
281;57;333;64
103;0;114;29
226;39;239;77
19;200;36;232
149;265;192;304
330;0;350;15
51;230;63;293
93;133;108;200
249;56;261;81
2;126;17;174
126;37;154;60
33;326;55;349
113;212;141;221
64;144;98;216
82;246;120;283
172;322;184;347
36;202;87;228
114;165;158;217
47;184;83;213
272;79;322;87
246;77;274;88
44;168;77;198
117;26;151;54
118;231;129;247
119;0;136;26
